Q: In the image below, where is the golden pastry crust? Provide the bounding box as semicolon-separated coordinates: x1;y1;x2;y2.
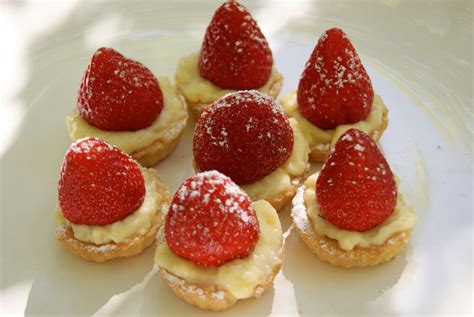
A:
258;165;310;211
156;228;284;311
183;73;283;118
309;105;389;162
130;125;185;167
130;93;188;167
264;184;297;212
291;186;411;268
55;169;170;262
68;87;188;168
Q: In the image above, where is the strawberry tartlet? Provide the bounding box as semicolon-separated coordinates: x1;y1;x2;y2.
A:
291;129;416;267
55;137;170;262
155;171;283;311
67;47;188;167
281;28;389;162
175;1;283;116
192;90;309;211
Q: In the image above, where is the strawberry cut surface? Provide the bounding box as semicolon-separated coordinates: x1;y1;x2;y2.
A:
58;137;146;226
198;1;273;90
297;28;374;130
193;90;293;185
78;47;163;131
316;129;397;232
165;171;260;267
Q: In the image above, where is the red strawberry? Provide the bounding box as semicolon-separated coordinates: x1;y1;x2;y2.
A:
193;90;293;185
58;137;146;226
297;28;374;130
198;1;273;90
316;129;397;231
78;47;163;131
165;171;260;266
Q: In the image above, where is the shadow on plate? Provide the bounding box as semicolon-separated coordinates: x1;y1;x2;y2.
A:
0;1;202;315
282;227;409;315
23;245;156;316
87;264;275;317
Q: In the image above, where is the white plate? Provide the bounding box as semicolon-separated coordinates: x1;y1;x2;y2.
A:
1;1;472;316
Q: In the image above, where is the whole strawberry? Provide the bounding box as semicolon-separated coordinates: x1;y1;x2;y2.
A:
58;137;146;225
78;47;163;131
193;90;293;185
199;1;273;90
316;129;397;231
165;171;260;266
298;28;374;129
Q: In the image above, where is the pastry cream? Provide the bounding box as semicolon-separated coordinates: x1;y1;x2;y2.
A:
175;52;282;106
154;200;282;299
304;173;416;251
67;76;187;154
61;168;166;244
242;118;309;201
281;90;387;148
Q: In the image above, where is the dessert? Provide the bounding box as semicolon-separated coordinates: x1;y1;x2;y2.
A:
155;171;283;311
67;47;188;167
175;1;283;117
291;129;416;267
55;137;170;262
192;90;309;211
281;28;388;162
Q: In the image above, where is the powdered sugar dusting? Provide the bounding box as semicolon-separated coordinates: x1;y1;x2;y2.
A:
193;90;294;185
354;144;365;151
291;186;312;233
78;47;163;131
214;2;270;65
305;29;370;98
212;290;225;300
208;90;282;115
166;171;260;266
290;185;361;259
297;28;374;129
161;116;187;143
198;1;273;89
57;220;117;253
58;137;145;226
170;171;254;224
162;269;184;286
316;128;398;231
156;226;165;243
200;91;283;150
86;243;117;252
161;269;227;302
291;185;357;259
315;143;330;151
254;286;264;296
69;137;114;154
341;134;353;142
66;137;137;170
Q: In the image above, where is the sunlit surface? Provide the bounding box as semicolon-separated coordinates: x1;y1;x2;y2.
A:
1;0;472;315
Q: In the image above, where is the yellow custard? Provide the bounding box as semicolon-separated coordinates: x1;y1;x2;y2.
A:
281;90;387;149
61;168;166;244
304;173;417;251
67;76;188;154
154;200;282;299
175;52;282;107
242;118;309;201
